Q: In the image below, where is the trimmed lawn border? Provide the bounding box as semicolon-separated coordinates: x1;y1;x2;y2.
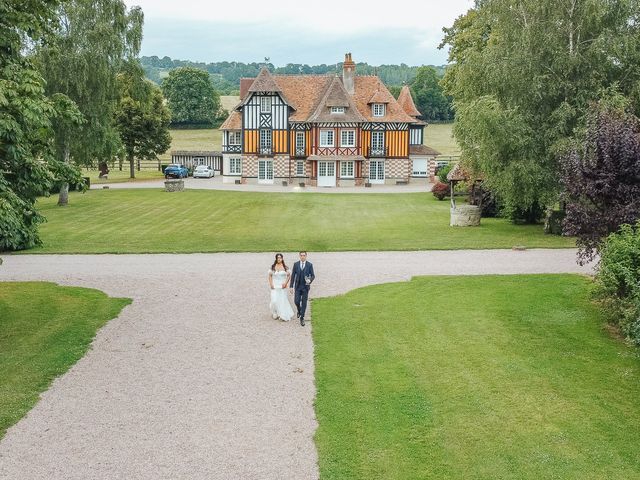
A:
0;282;131;439
313;274;640;479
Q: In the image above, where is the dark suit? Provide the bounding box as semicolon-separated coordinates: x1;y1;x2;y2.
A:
290;261;315;320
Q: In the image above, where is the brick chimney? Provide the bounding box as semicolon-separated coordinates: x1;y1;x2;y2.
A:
343;52;355;94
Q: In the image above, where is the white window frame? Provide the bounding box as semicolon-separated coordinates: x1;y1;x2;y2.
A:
229;131;241;145
412;158;428;177
296;160;305;176
295;131;305;150
260;96;272;113
259;129;272;153
371;131;385;151
331;106;345;114
229;157;242;175
340;161;354;178
320;129;334;147
372;103;385;117
340;129;355;147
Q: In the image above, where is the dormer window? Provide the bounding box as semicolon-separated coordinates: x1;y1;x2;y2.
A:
331;106;345;114
372;103;385;117
260;96;272;113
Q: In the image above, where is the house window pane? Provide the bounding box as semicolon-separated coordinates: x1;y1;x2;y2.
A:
296;160;305;176
340;130;355;147
229;131;241;145
331;106;345;113
372;131;384;150
340;161;354;178
320;129;334;147
296;132;305;150
260;129;272;153
229;157;242;175
372;104;385;117
260;96;272;113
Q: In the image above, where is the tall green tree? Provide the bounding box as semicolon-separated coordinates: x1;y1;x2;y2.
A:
410;66;453;122
0;1;83;250
162;67;222;127
35;0;143;205
115;61;171;179
440;0;640;222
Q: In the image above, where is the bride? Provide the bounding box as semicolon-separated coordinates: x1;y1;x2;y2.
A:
268;253;294;321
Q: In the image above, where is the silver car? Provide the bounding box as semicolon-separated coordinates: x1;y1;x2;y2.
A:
193;165;214;178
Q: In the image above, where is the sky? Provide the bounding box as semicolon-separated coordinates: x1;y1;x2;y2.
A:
124;0;474;66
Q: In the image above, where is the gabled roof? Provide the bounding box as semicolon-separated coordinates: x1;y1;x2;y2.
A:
248;67;281;93
220;70;418;129
352;77;416;123
219;110;241;130
397;85;421;117
307;76;365;123
367;85;395;104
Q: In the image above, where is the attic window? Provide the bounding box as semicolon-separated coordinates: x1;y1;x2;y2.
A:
372;104;385;117
331;106;345;114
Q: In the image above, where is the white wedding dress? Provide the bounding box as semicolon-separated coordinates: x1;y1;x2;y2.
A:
269;269;294;321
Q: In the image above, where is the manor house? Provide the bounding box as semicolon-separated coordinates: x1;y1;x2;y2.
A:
219;53;440;187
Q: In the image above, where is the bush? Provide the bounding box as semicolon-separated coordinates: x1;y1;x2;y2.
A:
593;222;640;345
431;182;449;201
437;163;453;184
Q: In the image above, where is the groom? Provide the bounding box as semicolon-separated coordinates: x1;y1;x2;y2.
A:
289;251;315;326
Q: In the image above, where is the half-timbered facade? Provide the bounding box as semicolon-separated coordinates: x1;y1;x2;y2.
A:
219;53;440;187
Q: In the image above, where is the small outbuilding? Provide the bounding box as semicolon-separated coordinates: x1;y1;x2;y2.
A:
170;151;223;175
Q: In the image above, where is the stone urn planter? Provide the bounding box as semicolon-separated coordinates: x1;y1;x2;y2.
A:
450;204;481;227
164;179;184;192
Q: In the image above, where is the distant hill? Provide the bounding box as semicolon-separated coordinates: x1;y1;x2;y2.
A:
141;56;447;95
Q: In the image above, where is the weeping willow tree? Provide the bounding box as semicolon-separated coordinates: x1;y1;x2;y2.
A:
440;0;640;222
35;0;143;205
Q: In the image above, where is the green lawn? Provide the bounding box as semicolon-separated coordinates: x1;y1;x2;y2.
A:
312;275;640;479
424;123;460;156
0;282;130;438
28;190;574;253
80;128;221;184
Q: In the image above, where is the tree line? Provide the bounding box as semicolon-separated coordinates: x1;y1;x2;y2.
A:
141;56;454;123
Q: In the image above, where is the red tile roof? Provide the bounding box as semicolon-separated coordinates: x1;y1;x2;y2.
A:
397;85;421;117
221;69;418;129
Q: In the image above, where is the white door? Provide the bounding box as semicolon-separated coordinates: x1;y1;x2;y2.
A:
317;161;336;187
369;160;385;184
258;159;274;184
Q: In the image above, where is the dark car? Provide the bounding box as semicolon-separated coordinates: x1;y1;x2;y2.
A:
164;164;188;179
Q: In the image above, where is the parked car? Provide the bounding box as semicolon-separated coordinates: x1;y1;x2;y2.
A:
434;161;449;175
193;165;214;178
164;164;188;179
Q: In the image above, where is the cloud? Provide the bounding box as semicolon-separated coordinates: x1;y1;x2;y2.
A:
139;19;453;65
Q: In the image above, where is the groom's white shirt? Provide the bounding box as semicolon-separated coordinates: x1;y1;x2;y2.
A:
300;262;306;270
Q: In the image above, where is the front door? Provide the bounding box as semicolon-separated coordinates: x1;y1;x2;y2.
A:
369;160;385;184
258;159;273;184
318;161;336;187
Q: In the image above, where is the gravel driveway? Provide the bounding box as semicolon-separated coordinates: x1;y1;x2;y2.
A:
0;250;592;479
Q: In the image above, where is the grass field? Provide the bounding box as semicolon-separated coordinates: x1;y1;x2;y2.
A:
424;123;460;156
0;282;130;439
313;275;640;479
28;190;574;253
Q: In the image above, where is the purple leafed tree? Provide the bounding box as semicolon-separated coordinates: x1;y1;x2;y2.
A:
560;108;640;264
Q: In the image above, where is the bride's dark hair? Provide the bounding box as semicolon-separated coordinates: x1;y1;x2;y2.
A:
271;253;288;272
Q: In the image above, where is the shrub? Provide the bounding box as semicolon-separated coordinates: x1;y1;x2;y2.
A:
437;163;453;184
431;182;449;201
593;222;640;345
